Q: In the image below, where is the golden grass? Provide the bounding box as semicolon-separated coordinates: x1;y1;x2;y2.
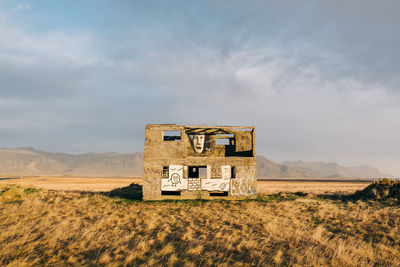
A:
1;184;400;266
0;176;137;192
257;181;368;195
0;176;368;194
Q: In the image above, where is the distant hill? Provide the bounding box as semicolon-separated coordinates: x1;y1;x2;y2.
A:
0;148;392;178
0;148;143;177
0;148;70;175
256;155;313;178
281;160;392;178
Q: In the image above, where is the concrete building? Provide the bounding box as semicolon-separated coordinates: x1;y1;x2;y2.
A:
143;124;257;200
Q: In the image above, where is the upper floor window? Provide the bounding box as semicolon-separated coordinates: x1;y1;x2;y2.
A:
163;130;181;141
216;138;231;145
215;134;234;146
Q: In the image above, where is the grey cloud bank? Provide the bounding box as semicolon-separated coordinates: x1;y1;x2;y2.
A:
0;1;399;175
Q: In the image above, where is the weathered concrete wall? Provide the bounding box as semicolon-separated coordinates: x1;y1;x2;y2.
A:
143;124;257;200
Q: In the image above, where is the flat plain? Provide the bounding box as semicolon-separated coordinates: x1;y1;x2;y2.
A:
0;176;370;194
0;177;399;266
0;176;137;192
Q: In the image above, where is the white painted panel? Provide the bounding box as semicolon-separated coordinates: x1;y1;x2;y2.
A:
169;165;183;179
221;165;231;179
201;178;230;192
161;165;188;191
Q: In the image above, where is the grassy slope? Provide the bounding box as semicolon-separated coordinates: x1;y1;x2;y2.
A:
0;185;399;266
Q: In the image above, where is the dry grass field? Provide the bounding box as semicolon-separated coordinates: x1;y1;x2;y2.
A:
257;181;369;195
0;176;137;192
0;179;400;266
0;176;369;194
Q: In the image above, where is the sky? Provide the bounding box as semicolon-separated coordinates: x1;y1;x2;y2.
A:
0;0;399;175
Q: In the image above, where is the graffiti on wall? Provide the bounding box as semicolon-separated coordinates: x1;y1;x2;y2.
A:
230;178;256;196
201;178;230;191
211;166;220;178
143;167;161;184
160;164;256;195
201;165;231;192
161;165;188;191
221;165;231;179
189;134;212;154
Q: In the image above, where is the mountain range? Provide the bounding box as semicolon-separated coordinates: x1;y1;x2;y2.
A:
0;147;392;178
0;148;143;177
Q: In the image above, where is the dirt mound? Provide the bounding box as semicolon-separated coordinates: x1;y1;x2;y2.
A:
353;178;400;200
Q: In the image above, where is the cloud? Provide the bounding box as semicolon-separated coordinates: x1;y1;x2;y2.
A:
0;13;100;100
104;40;400;175
0;1;400;175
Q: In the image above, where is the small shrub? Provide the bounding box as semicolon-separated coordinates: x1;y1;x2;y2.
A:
24;187;38;195
381;178;392;185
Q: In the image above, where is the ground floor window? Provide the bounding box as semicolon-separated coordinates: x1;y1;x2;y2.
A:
162;166;168;178
188;166;207;178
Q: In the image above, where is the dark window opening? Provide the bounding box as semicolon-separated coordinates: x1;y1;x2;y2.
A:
162;166;168;178
231;166;236;178
189;166;198;178
161;191;181;195
189;166;207;178
163;130;181;141
213;132;254;157
210;192;228;196
225;148;253;157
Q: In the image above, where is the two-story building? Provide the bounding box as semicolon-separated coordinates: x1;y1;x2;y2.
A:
143;124;257;200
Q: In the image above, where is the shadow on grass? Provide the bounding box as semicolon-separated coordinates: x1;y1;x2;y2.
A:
102;183;143;201
100;184;306;203
316;194;400;206
318;179;400;204
96;180;400;205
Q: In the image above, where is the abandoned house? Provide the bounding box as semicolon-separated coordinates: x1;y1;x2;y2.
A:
143;124;257;200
